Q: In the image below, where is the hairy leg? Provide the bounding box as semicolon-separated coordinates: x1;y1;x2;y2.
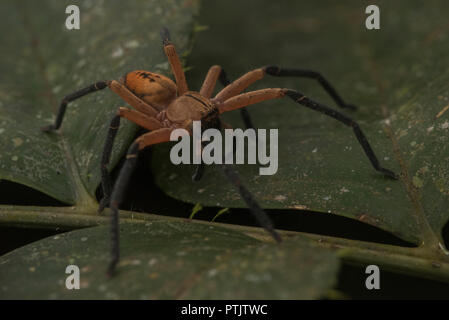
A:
218;88;397;179
220;164;281;243
109;81;159;117
214;66;357;111
41;81;109;131
264;66;357;110
200;65;221;98
107;128;172;276
218;68;254;129
99;108;163;213
160;28;188;95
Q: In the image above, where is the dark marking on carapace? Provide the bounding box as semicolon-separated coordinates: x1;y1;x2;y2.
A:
135;71;157;82
184;93;210;110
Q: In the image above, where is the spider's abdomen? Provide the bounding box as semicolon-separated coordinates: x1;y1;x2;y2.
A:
165;91;217;125
123;70;177;111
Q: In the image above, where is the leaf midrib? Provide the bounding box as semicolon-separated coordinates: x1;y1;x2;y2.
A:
362;42;441;249
17;4;97;210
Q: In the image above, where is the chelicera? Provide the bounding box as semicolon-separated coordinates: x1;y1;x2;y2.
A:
41;28;397;276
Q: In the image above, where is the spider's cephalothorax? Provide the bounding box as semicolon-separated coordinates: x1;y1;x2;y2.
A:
41;27;398;276
121;70;220;131
163;91;219;129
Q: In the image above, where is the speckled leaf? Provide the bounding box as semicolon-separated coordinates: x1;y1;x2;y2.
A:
0;221;339;299
152;0;449;246
0;0;198;207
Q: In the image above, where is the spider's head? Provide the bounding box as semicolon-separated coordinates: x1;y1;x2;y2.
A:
165;91;220;131
122;70;177;110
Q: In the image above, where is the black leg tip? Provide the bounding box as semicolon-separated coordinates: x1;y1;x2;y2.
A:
272;231;282;244
192;164;204;182
41;125;55;132
264;65;280;75
98;196;110;213
219;69;230;86
380;168;399;180
106;262;117;278
160;27;171;46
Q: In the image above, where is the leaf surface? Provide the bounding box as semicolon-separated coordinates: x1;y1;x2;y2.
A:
0;222;339;299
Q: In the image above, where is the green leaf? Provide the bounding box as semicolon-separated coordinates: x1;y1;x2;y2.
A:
0;221;339;299
0;0;341;299
151;0;449;248
0;0;198;208
1;0;449;294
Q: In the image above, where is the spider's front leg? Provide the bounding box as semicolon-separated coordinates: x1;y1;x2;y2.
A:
161;27;188;95
107;128;172;276
99;107;163;213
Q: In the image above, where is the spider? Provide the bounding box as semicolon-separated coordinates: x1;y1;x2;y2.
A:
41;28;397;276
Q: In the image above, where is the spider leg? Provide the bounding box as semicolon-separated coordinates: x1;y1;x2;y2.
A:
218;68;254;130
264;66;357;110
198;65;254;129
192;161;205;182
220;164;281;243
192;65;254;181
41;81;110;131
99;114;121;213
160;28;188;95
192;136;211;182
200;65;221;98
191;119;239;182
99;107;163;213
214;66;357;112
219;88;285;113
107;128;172;276
107;142;138;277
192;126;282;242
218;88;398;179
109;81;159;117
220;119;240;162
215;69;264;102
284;90;396;178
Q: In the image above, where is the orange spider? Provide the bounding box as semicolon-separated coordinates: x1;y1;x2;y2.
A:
42;28;397;276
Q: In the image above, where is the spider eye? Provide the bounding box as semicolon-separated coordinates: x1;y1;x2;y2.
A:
124;70;177;110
